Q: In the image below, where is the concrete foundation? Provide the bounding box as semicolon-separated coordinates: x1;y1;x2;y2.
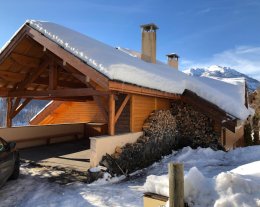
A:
89;132;143;167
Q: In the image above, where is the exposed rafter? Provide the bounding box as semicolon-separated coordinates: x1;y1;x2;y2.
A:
0;88;9;96
0;26;29;65
8;88;109;98
11;98;32;119
14;56;50;91
34;96;93;102
34;77;86;88
0;70;26;82
10;52;41;68
109;81;181;100
12;98;22;114
58;61;90;86
26;26;109;89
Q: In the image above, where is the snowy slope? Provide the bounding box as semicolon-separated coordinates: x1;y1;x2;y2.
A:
184;65;260;92
1;146;260;207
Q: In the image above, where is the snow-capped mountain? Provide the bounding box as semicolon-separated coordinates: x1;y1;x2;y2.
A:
184;65;260;92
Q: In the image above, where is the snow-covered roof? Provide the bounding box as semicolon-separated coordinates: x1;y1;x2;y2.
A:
1;20;251;120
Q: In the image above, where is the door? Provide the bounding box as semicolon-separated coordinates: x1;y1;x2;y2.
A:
0;138;13;186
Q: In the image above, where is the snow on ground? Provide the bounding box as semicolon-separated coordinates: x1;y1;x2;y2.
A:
1;146;260;207
144;146;260;207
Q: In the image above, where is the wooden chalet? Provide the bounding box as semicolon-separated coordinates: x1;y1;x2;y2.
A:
0;21;249;150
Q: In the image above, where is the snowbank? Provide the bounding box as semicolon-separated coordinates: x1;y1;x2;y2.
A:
1;146;260;207
143;147;260;207
17;20;250;120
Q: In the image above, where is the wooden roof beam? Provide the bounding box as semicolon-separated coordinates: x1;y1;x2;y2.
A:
61;62;90;86
15;56;50;91
0;88;10;96
12;98;21;114
26;26;109;89
11;98;32;119
10;52;41;68
34;77;86;88
109;81;181;100
8;88;109;98
34;97;93;102
0;70;26;82
0;26;29;65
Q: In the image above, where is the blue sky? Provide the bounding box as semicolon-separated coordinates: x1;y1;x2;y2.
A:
0;0;260;79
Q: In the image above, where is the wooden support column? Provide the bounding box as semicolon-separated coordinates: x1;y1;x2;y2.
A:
108;94;115;135
6;98;12;128
49;63;58;90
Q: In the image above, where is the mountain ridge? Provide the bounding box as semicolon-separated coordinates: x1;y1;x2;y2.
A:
183;65;260;92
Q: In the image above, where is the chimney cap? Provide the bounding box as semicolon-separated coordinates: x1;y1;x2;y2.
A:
166;53;179;59
140;23;159;31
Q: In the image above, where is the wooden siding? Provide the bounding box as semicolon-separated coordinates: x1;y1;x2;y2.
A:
131;95;170;132
115;94;130;134
156;97;171;110
38;101;106;125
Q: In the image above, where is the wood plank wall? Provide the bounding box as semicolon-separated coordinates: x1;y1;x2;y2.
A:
115;94;130;134
39;101;106;125
130;94;170;132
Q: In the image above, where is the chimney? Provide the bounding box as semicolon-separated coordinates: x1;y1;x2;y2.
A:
140;23;158;64
166;53;179;70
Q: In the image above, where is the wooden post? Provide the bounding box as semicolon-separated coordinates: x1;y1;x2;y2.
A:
6;98;12;128
108;93;115;135
169;163;175;207
49;63;58;90
168;163;184;207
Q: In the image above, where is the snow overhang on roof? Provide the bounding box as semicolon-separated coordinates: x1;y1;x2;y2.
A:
0;20;252;120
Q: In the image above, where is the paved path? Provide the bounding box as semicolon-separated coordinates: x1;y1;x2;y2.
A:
20;139;91;172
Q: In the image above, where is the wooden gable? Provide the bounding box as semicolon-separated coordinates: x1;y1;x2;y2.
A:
30;101;106;125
